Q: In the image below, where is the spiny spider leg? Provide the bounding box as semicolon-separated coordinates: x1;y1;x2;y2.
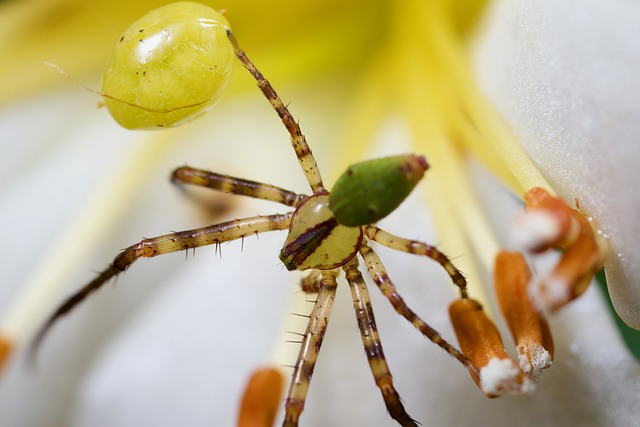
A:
343;258;418;427
226;29;325;194
30;17;478;427
31;213;292;355
226;28;473;423
359;243;476;373
364;226;468;298
172;166;307;208
284;270;339;427
298;270;323;294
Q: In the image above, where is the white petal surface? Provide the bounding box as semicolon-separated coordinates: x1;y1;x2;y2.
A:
475;0;640;328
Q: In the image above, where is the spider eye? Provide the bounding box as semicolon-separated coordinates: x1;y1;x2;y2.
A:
101;2;234;129
329;154;429;227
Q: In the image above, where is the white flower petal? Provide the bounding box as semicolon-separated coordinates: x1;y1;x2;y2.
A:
475;0;640;328
70;229;292;427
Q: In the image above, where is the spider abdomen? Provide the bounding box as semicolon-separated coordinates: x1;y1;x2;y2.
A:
329;154;429;227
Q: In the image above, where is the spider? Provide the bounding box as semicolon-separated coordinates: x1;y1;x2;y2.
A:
32;12;477;427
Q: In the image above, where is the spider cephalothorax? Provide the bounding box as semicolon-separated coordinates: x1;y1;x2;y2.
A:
279;192;364;271
280;154;429;272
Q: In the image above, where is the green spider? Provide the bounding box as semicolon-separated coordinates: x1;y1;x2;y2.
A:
33;3;476;426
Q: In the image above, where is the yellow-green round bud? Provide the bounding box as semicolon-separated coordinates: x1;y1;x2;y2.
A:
329;154;429;227
101;2;234;129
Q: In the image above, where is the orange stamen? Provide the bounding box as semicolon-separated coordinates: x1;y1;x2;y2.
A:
237;366;285;427
0;334;12;377
494;251;553;378
519;188;609;312
449;298;531;397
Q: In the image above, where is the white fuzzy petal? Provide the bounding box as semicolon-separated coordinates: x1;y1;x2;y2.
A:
475;0;640;328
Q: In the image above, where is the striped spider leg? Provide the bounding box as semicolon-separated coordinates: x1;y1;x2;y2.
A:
227;30;475;426
32;28;474;427
29;170;306;354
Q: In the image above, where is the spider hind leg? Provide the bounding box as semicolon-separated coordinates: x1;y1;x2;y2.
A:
343;258;419;427
284;270;338;426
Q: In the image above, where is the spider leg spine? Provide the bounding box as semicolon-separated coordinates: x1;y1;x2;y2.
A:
289;312;311;319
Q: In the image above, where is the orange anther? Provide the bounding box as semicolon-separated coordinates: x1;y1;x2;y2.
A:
0;334;11;377
516;188;609;311
449;298;532;397
534;210;609;311
516;187;575;251
518;188;610;312
237;366;284;427
494;251;553;378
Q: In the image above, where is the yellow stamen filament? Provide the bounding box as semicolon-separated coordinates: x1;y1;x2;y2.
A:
335;48;392;173
400;47;497;307
338;42;493;305
494;251;553;378
338;0;551;308
237;366;285;427
449;298;531;397
409;0;553;197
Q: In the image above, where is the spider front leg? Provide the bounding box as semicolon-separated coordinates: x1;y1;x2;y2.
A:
226;29;325;194
359;243;474;371
343;258;418;427
284;270;338;426
364;226;468;298
171;166;306;208
31;213;292;355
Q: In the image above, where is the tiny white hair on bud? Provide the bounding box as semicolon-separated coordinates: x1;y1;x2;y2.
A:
479;357;534;396
517;342;553;379
512;210;560;250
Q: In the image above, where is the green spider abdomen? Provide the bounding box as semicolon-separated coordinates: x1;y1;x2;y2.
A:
329;154;429;227
280;193;363;271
